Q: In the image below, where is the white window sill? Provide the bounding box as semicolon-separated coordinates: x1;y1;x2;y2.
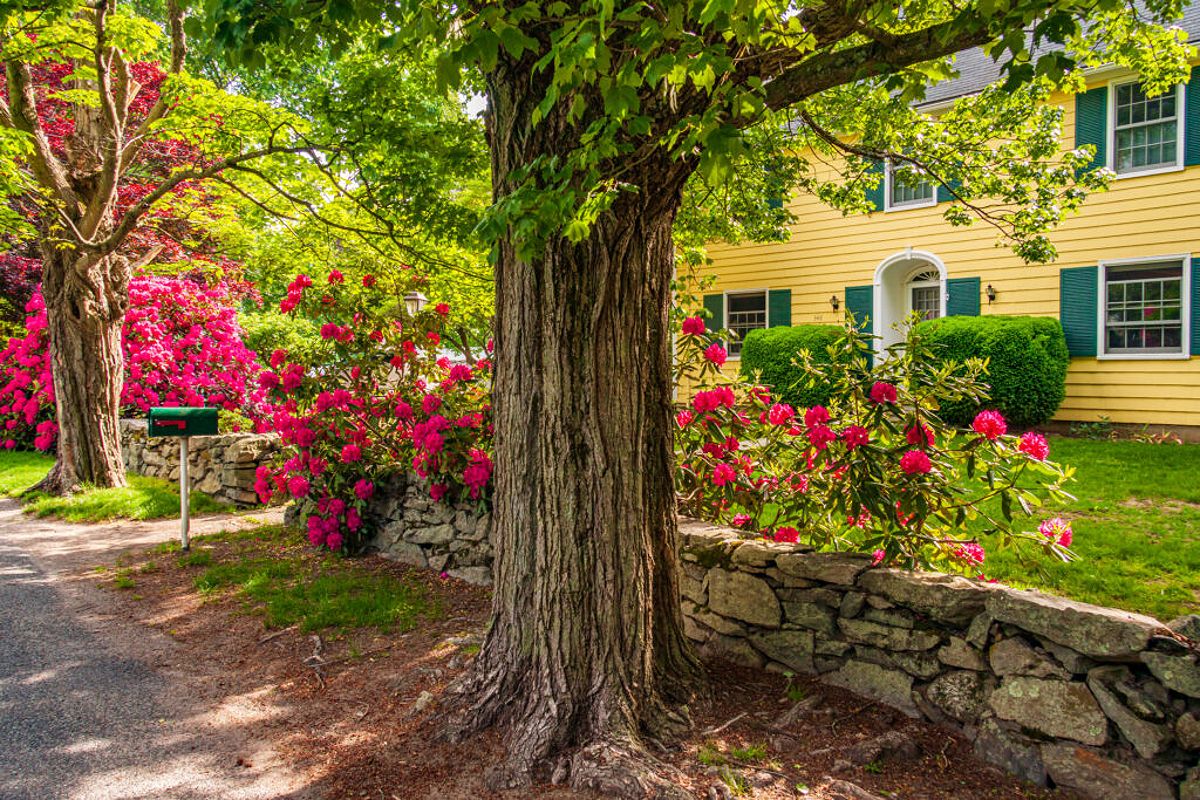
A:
1096;352;1191;361
1111;163;1184;181
883;198;937;212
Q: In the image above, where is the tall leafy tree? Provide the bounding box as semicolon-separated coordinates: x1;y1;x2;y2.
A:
208;1;1190;795
0;1;328;493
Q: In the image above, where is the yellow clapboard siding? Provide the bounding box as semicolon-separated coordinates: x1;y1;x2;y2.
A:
698;80;1200;429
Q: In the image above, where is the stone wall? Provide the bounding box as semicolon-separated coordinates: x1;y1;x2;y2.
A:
359;491;1200;799
365;473;493;585
120;419;280;507
678;521;1200;800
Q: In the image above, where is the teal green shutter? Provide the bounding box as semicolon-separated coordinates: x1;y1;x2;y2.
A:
1060;266;1098;357
844;285;873;333
767;197;784;209
865;160;885;211
945;277;980;316
1074;87;1108;172
767;289;791;327
1191;258;1200;355
702;293;724;331
936;178;962;203
1186;66;1200;166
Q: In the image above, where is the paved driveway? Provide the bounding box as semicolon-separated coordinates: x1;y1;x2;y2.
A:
0;500;311;800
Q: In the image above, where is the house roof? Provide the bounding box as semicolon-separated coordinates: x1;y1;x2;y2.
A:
917;5;1200;107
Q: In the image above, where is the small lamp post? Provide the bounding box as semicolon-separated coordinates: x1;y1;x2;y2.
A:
404;291;428;316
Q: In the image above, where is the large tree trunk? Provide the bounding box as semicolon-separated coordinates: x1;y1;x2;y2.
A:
450;59;704;798
36;244;130;494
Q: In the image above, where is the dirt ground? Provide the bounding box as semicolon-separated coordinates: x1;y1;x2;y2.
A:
73;522;1073;800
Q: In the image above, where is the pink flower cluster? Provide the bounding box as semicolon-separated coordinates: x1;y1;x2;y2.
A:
0;276;267;451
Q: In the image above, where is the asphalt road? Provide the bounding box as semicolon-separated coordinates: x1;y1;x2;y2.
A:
0;500;309;800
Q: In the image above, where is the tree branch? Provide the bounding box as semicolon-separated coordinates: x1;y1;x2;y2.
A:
119;0;186;171
80;3;126;238
763;14;998;110
4;59;77;208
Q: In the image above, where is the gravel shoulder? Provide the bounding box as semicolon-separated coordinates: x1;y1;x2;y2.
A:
0;499;311;800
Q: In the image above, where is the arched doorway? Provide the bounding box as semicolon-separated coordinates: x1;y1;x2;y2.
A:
873;249;947;350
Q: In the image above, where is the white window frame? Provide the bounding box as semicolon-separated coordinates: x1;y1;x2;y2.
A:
905;267;944;322
1096;254;1191;361
1107;77;1185;180
723;288;770;361
883;160;937;212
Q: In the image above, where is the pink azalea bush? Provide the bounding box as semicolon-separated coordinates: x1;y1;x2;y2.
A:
673;316;1076;575
0;275;268;452
254;270;492;554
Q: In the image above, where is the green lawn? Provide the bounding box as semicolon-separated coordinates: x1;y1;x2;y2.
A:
979;437;1200;621
0;450;230;522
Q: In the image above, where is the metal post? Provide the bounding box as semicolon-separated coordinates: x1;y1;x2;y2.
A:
180;436;190;551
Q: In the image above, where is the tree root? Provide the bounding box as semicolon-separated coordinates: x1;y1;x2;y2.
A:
561;739;693;799
29;462;81;497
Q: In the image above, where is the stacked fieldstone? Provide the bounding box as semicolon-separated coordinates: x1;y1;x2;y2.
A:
119;419;280;507
364;473;493;585
678;520;1200;800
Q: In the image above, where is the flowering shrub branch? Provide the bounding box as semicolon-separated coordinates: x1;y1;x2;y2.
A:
255;270;492;553
674;314;1076;575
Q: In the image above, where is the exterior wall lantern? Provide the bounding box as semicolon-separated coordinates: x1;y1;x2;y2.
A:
830;295;840;311
985;284;997;304
404;291;428;316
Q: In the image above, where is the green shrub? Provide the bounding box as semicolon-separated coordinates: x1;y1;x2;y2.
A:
739;325;842;408
239;310;322;365
913;315;1068;429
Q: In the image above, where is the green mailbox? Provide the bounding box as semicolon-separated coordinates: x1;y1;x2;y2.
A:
148;407;218;438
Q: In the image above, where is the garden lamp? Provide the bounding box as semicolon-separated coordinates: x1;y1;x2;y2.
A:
404;291;428;316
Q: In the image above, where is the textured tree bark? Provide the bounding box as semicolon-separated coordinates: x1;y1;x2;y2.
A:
450;57;704;798
35;244;130;494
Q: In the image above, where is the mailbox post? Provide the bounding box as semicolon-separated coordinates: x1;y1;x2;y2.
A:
148;407;218;551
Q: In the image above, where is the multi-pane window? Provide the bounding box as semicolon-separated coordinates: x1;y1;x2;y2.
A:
907;268;942;321
1113;81;1179;175
726;291;767;357
1104;262;1184;354
888;163;934;209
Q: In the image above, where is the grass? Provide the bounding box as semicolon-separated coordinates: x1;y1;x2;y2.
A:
976;437;1200;621
0;450;230;522
182;525;435;633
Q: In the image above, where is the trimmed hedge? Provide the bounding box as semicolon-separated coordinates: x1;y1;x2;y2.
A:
913;315;1068;429
739;325;843;408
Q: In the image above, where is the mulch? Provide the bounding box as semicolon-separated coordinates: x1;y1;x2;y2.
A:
92;532;1072;800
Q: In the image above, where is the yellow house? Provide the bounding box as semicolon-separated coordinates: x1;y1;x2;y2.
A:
700;41;1200;434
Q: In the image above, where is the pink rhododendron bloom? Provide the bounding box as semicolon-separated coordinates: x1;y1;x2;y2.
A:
326;532;344;550
869;381;898;404
767;403;794;425
681;316;706;335
327;269;344;284
692;386;736;412
900;449;932;475
340;444;362;463
703;343;727;367
730;513;751;528
711;463;737;486
286;475;310;498
803;405;829;427
1018;432;1049;460
871;550;885;567
972;409;1007;440
354;479;375;500
905;423;934;447
345;508;362;532
434;302;451;317
1038;517;1073;547
807;424;836;450
772;526;800;544
954;542;986;565
362;274;376;288
842;425;869;450
394;400;414;420
430;483;449;501
675;410;694;428
422;393;442;414
427;331;441;346
269;349;288;369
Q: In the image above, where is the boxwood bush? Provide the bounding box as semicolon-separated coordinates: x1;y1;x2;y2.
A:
739;325;843;408
913;315;1068;429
